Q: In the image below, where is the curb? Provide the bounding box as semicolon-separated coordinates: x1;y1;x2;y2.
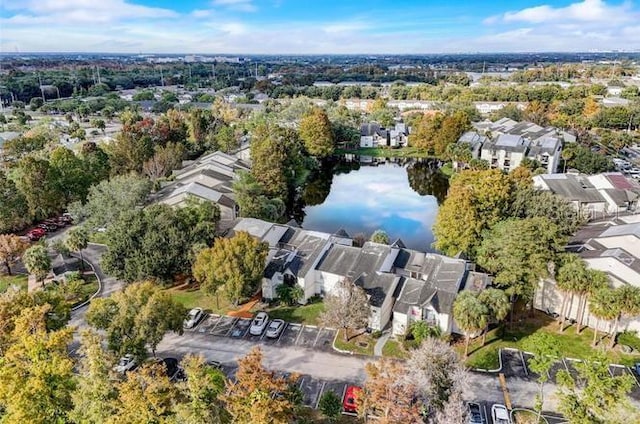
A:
70;254;102;311
510;408;550;424
471;347;504;373
332;330;355;355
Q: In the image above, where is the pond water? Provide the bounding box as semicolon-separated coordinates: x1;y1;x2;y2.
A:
298;157;449;252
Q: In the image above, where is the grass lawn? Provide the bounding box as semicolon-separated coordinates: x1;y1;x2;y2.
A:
168;286;234;315
334;329;375;356
259;301;325;326
335;146;433;158
512;409;546;424
382;339;409;359
440;162;454;177
461;311;640;369
75;274;99;304
0;274;28;293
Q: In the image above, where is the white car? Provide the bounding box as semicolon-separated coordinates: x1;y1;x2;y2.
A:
184;308;204;329
113;354;138;374
265;319;285;339
491;404;511;424
249;312;269;336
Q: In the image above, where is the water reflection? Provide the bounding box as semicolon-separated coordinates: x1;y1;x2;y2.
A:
296;156;449;251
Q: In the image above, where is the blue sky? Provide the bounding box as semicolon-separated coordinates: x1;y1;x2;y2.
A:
1;0;639;53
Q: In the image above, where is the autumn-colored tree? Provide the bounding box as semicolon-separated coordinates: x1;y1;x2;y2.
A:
86;281;185;359
299;107;334;157
195;231;268;306
70;330;118;424
250;123;298;199
109;361;179;424
0;234;28;275
361;358;423;424
320;278;370;341
142;142;185;183
433;169;512;256
453;291;488;357
221;347;299;424
0;305;75;424
370;229;390;245
175;354;230;424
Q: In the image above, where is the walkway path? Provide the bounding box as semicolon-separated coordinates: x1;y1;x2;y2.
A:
373;330;390;356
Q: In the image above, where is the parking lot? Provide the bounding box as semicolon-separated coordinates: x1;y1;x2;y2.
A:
184;313;338;354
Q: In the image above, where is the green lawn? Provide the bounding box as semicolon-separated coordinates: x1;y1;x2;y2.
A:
335;146;433;158
334;329;375;356
0;274;28;293
168;286;233;315
382;339;408;359
461;312;640;369
259;302;325;326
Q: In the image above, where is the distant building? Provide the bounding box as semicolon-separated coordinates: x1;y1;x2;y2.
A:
152;151;250;223
458;118;574;173
360;121;410;148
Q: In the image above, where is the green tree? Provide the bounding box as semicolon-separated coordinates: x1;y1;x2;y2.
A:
476;217;565;313
299;107;334;157
80;142;111;185
0;234;28;275
557;353;637;423
370;229;390;245
214;124;237;153
23;244;51;287
49;146;91;204
576;270;608;333
197;231;268;306
453;290;488;357
0;305;75;424
275;283;304;306
15;156;64;219
86;281;185;359
221;347;299;424
588;287;618;347
556;254;584;333
522;332;560;422
609;285;640;349
233;171;286;221
69;330;118;424
318;391;342;422
71;173;151;229
65;226;89;271
477;288;510;345
0;169;30;233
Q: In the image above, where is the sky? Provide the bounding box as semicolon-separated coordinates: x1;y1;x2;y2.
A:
1;0;639;54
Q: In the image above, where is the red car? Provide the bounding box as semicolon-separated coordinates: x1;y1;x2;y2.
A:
27;228;46;241
343;385;362;414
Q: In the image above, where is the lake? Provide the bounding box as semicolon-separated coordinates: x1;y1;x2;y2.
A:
298;157;449;251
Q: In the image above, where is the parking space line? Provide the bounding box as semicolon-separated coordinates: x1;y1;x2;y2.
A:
608;366;614;377
260;321;269;341
627;367;640;387
294;325;305;345
312;327;323;347
277;322;288;342
315;382;326;409
519;351;529;377
224;317;238;337
483;403;488;424
561;358;570;373
208;314;222;332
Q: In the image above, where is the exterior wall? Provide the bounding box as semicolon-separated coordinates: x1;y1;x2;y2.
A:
316;271;344;296
376;279;400;331
360;135;374;148
480;148;525;172
161;193;236;221
369;307;382;331
262;274;283;300
392;311;409;336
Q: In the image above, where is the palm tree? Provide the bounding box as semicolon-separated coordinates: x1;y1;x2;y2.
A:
609;286;640;350
576;270;608;334
478;288;510;345
556;255;586;333
453;291;489;358
588;287;618;347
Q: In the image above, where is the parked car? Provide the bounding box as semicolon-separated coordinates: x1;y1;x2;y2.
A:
249;312;269;336
491;404;511;424
468;402;483;424
343;385;362;414
162;357;184;381
37;223;57;232
265;319;285;339
205;360;222;369
27;228;46;241
634;363;640;376
113;354;138;374
183;307;204;329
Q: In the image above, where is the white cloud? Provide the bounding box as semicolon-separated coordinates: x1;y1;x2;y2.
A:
501;0;635;24
212;0;257;12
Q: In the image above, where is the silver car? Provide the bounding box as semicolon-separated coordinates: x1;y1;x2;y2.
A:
184;308;204;329
249;312;269;336
265;319;286;339
113;354;138;374
491;404;511;424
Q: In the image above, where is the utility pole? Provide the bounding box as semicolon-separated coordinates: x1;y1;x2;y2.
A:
96;66;102;85
160;67;165;87
38;74;45;101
